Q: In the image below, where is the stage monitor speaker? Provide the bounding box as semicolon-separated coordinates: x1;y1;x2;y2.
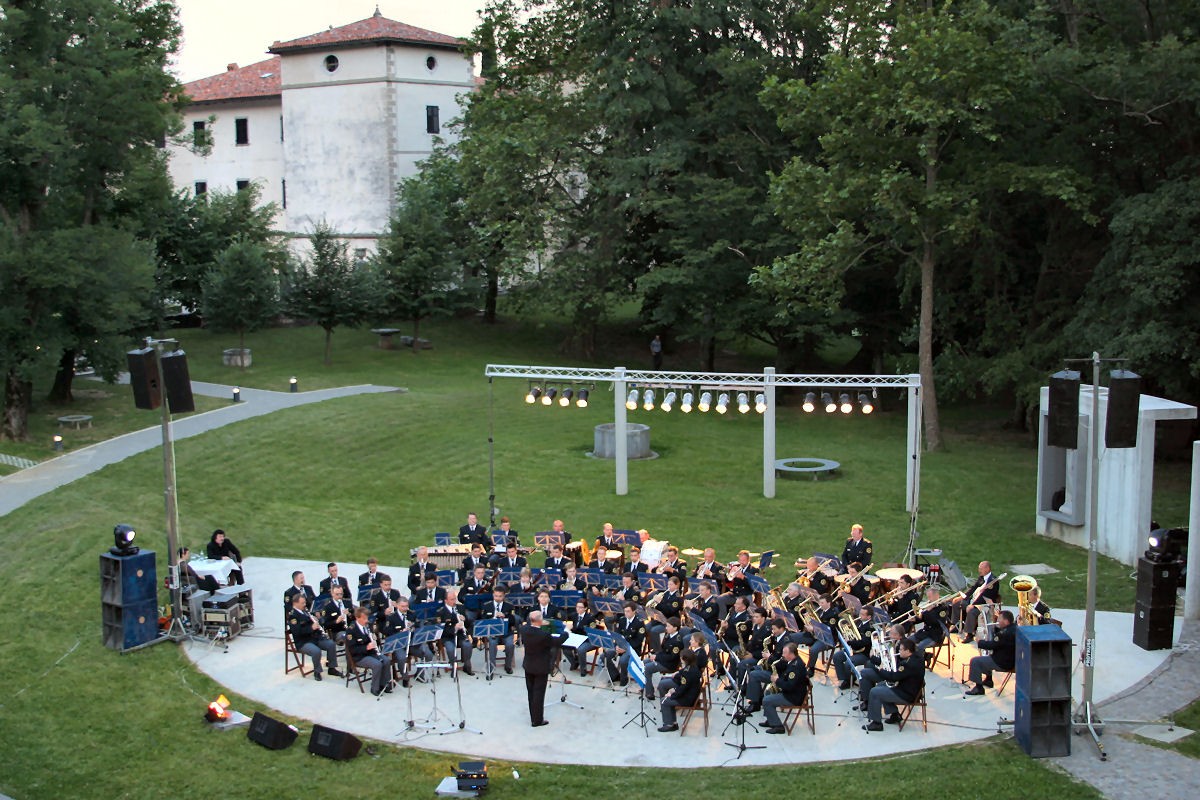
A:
160;349;195;413
1132;601;1175;651
308;724;361;760
1105;369;1140;449
1046;370;1080;449
126;347;161;411
247;712;298;750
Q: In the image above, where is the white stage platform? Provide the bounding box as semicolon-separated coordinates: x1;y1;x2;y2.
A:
182;557;1182;767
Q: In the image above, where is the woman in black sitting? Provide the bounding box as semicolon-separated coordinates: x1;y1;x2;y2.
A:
205;529;244;585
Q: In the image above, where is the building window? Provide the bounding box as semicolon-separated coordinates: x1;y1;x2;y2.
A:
193;120;206;147
281;179;287;210
236;180;250;192
235;117;249;145
354;248;368;264
194;181;207;196
324;54;339;73
426;56;437;71
426;105;440;134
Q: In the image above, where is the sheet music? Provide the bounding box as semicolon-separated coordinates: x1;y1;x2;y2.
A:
563;632;588;649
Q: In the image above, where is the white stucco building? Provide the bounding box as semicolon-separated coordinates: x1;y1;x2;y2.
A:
167;11;475;255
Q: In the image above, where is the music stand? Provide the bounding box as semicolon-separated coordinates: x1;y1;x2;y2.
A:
842;593;863;616
623;649;653;736
411;601;440;625
410;626;448;729
434;532;452;546
870;607;892;627
497;569;522;586
533;532;565;550
383;631;418;734
748;575;771;596
548;623;585;711
613;530;640;547
758;550;776;570
639;573;668;592
772;609;799;633
590;596;623;619
472;618;508;683
542;568;562;586
551;589;583;609
356;585;373;604
311;592;332;615
813;552;843;573
720;642;764;757
602;574;624;592
584;627;617;694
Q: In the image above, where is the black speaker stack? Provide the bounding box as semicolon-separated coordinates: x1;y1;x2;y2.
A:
1134;557;1180;651
246;712;298;750
1014;625;1072;758
307;724;362;760
1046;370;1080;449
1105;369;1141;448
125;346;195;413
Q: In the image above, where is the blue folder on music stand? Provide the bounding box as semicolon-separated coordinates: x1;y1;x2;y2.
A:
552;590;583;608
533;532;565;549
436;569;457;588
507;592;535;608
871;607;892;626
602;574;624;591
590;596;623;616
814;621;836;648
311;592;331;614
463;594;487;612
357;585;373;603
381;630;411;656
748;576;771;595
773;609;799;632
498;569;522;585
542;568;562;586
613;530;640;546
434;532;452;546
411;601;440;623
584;627;614;650
813;552;843;573
640;574;667;592
473;618;508;639
578;567;603;586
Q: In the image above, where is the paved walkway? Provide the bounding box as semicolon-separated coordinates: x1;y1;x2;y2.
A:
0;381;402;518
1052;619;1200;798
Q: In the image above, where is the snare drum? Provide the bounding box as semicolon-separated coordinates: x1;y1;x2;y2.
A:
564;541;584;567
875;566;922;594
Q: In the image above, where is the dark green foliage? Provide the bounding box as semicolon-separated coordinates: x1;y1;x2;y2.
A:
286;224;378;365
201;240;280;356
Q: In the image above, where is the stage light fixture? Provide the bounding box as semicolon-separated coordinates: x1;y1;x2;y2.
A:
822;392;836;413
559;388;573;407
1146;527;1187;563
737;393;750;414
642;389;655;411
716;393;729;414
839;393;853;414
576;389;589;408
681;392;694;413
542;387;558;406
802;392;816;413
525;386;542;404
626;389;638;410
205;694;232;722
111;523;138;556
858;393;874;414
755;394;767;414
661;391;676;412
698;392;712;412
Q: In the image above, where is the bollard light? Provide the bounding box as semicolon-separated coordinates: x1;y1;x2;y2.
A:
289;376;298;393
232;387;241;403
53;434;64;451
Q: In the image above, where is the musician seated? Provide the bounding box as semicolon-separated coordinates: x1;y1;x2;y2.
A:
802;594;840;677
655;546;687;578
720;596;751;653
657;631;709;704
657;649;702;733
407;547;438;594
1027;587;1053;625
912;587;951;656
550;518;572;543
206;529;244;585
461;543;489;582
544;543;572;573
853;624;907;707
800;557;835;595
745;619;791;711
617;572;643;605
564;599;600;674
782;582;805;616
380;597;421;685
595;522;623;553
461;565;493;599
506;566;538;596
841;562;872;606
370;577;403;624
642;616;685;701
318;584;354;641
559;563;585;593
626;547;651;574
646;575;686;651
493;516;519;549
359;557;389;587
177;547;220;594
530;589;561;626
965;610;1016;695
435;589;474;675
736;607;771;682
491;542;527;573
412;574;446;606
692;548;725;586
832;605;875;689
861;637;924;731
724;550;757;598
318;562;351;597
762;643;811;734
954;560;1001;643
286;593;341;680
588;544;618;575
887;574;920;627
688;580;722;632
459;512;490;547
478;587;517;676
347;607;390;695
606;602;647;686
283;571;316;611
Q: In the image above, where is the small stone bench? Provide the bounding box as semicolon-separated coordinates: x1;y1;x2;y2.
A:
398;335;432;350
57;414;93;429
775;457;840;480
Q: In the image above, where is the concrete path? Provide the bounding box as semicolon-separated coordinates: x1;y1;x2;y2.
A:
1052;619;1200;798
0;381;402;518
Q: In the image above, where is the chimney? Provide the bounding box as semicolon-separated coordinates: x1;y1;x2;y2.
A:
226;63;239;72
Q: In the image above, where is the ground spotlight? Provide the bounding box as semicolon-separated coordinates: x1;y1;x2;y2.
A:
755;393;767;414
626;389;639;411
681;392;694;413
526;386;542;404
737;392;750;414
53;434;64;451
232;386;241;403
803;392;816;413
859;393;874;414
205;694;232;722
661;391;676;412
559;388;573;407
576;389;589;408
642;389;655;411
716;393;729;414
289;376;298;393
822;392;836;413
111;523;138;556
839;393;853;414
698;392;712;412
542;387;557;406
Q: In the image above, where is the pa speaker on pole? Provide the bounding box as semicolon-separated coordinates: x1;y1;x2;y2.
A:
1047;370;1080;449
1105;369;1140;449
126;347;161;411
160;349;195;413
246;711;298;750
308;724;361;760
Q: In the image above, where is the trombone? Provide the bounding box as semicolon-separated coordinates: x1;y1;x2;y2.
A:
868;579;927;609
891;588;962;628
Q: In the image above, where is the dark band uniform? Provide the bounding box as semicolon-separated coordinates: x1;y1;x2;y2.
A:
564;608;599;671
914;604;951;649
606;615;647;684
358;569;389;587
969;622;1016;687
459;524;491;547
832;616;874;686
888;590;920;625
726;565;758;596
319;575;351;597
588;557;618;575
406;560;438;594
643;630;684;700
368;587;402;622
287;604;337;679
691;596;721;632
413;584;447;606
842;536;873;567
477;599;517;672
544;555;572;573
763;657;811;730
692;561;726;585
659;660;702;729
460;553;489;582
347;620;387;695
808;571;835;596
863;650;924;724
283;584;316;610
618;585;643;605
461;574;493;598
319;596;354;639
435;602;474;672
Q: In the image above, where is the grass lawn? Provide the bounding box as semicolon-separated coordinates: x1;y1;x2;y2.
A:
1133;696;1200;760
0;315;1181;798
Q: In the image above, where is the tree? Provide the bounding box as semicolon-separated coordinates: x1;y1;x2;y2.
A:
375;148;476;347
760;0;1086;449
0;0;182;439
201;240;280;363
286;224;376;366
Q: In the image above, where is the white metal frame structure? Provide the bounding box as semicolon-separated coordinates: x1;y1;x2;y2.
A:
484;364;922;511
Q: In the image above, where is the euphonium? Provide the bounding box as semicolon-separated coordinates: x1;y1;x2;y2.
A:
1011;574;1039;626
837;610;862;642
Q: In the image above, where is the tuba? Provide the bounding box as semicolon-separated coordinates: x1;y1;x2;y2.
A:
1011;574;1039;626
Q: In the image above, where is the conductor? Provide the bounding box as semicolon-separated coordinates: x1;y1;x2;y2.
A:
521;610;567;727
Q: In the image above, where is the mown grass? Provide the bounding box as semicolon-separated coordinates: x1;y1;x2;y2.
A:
1133;696;1200;760
0;315;1180;798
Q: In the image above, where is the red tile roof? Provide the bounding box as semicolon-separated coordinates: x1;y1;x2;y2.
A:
183;57;281;104
269;14;462;54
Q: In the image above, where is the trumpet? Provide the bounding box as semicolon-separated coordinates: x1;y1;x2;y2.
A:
868;579;927;608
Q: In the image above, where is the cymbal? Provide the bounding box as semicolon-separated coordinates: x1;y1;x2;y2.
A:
748;552;762;558
681;548;704;556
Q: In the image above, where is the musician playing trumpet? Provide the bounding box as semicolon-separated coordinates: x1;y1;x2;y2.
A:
692;548;725;586
654;546;687;578
953;561;1001;643
723;550;758;599
686;581;721;632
